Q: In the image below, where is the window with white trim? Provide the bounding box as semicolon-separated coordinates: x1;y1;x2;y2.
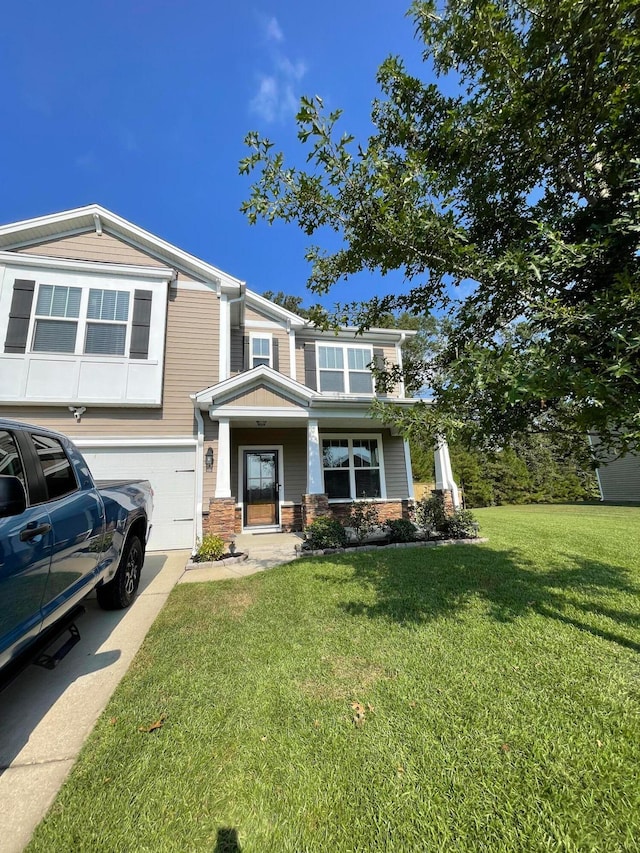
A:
31;285;131;356
322;436;383;499
33;285;81;353
85;289;130;355
317;344;373;393
251;335;272;368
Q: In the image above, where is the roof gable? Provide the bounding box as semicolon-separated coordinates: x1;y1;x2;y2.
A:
0;204;242;293
192;365;315;409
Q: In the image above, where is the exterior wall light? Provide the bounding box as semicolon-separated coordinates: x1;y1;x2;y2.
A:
205;447;214;472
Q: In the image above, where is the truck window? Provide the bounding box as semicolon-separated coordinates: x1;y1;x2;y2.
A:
0;429;26;488
30;434;78;501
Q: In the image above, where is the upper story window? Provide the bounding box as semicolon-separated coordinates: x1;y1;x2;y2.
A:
317;345;373;394
251;335;272;368
86;289;130;355
33;285;81;353
31;285;131;357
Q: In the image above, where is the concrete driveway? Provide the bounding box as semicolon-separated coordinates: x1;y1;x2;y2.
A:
0;550;188;853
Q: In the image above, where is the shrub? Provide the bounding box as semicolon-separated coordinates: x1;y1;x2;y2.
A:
443;509;480;539
304;516;348;550
193;533;225;562
346;501;381;543
413;495;447;533
385;517;417;543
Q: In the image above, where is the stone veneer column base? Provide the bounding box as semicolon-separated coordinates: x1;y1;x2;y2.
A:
205;498;236;542
431;489;455;515
302;493;330;528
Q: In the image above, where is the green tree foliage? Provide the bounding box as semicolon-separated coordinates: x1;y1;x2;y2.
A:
241;0;640;459
411;435;600;507
262;290;310;318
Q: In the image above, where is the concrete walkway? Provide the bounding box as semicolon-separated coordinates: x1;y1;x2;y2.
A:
178;531;303;583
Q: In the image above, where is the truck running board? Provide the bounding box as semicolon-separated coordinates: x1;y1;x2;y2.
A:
0;605;86;692
34;611;84;670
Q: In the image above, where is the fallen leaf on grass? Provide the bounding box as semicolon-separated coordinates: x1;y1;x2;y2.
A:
500;743;511;753
351;701;366;727
597;739;603;748
138;714;167;733
109;717;118;725
313;720;321;728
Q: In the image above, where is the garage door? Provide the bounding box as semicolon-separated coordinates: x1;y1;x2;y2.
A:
77;444;196;551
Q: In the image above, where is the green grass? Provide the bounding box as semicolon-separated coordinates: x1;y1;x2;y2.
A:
28;505;640;852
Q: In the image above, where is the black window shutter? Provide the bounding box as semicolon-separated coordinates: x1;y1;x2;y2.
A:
243;335;250;371
373;347;385;370
272;338;279;372
304;342;317;390
4;279;35;353
129;290;152;359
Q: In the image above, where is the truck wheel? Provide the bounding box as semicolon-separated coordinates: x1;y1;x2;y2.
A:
97;535;143;610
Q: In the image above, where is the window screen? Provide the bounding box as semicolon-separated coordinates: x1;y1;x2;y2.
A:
84;289;129;355
252;337;271;367
32;285;81;353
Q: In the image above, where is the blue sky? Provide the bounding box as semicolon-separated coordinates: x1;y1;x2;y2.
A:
0;1;427;310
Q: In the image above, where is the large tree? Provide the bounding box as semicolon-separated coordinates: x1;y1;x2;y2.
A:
241;0;640;458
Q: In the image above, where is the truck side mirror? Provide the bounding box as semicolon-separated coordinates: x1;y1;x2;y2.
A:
0;476;27;518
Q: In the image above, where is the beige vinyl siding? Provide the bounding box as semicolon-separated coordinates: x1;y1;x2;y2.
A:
0;285;220;437
597;454;640;502
382;433;410;498
203;418;219;506
230;427;307;503
16;231;166;267
222;385;297;408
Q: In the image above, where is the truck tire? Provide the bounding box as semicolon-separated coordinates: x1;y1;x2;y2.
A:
97;534;143;610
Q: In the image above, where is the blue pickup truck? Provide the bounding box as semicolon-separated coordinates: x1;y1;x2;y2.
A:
0;419;153;676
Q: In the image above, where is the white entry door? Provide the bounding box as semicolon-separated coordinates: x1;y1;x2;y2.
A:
77;443;196;550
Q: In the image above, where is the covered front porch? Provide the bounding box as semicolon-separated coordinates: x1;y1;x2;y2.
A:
191;366;418;541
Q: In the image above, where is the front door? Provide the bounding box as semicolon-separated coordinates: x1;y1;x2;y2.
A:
243;450;279;528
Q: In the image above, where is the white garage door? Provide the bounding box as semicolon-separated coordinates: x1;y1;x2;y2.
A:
77;444;196;551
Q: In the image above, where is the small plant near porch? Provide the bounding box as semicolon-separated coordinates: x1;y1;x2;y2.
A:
346;501;381;543
303;516;348;550
192;534;226;563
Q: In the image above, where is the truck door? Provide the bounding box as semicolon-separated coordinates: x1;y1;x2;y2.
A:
25;433;105;630
0;429;53;668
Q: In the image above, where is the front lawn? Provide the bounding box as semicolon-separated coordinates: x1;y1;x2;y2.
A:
29;505;640;852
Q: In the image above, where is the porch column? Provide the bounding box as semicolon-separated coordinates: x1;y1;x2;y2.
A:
307;418;324;493
434;437;460;509
214;417;231;498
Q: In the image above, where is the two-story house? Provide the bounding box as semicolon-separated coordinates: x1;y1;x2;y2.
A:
0;205;458;550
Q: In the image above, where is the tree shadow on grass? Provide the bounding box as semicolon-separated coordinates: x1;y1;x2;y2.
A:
315;544;640;653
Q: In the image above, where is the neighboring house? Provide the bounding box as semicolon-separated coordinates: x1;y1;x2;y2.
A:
596;454;640;503
0;204;458;550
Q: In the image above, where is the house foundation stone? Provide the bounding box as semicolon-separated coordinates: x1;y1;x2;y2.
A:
302;493;330;527
431;489;455;515
205;497;236;542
